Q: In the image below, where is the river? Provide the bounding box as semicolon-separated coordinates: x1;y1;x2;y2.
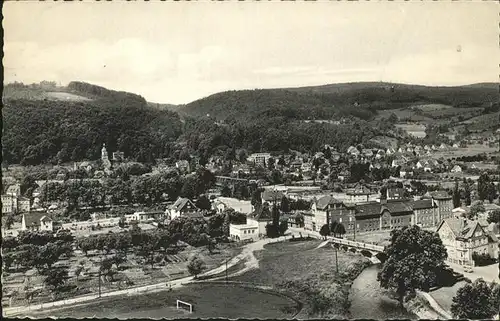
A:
349;264;417;320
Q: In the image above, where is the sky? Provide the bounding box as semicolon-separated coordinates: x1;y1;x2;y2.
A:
3;1;498;104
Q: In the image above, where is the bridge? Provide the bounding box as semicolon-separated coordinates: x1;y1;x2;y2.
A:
328;236;387;261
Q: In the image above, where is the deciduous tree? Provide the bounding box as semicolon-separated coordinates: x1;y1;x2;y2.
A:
451;278;497;319
187;256;206;279
377;225;447;306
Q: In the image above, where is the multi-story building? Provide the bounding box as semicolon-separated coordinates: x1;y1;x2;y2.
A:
426;191;453;221
311;195;344;227
437;218;499;266
310;190;452;234
247;153;272;167
1;194;31;214
412;199;439;227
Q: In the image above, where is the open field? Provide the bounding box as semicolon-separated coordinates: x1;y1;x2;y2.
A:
394;124;427;138
431;144;499;159
46;92;92;101
24;283;299;319
230;239;371;318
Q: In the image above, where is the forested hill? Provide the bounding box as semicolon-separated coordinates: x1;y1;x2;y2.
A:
181;83;499;121
2;83;183;166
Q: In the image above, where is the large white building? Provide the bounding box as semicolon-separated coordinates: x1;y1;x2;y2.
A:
229;223;259;241
247;153;272;167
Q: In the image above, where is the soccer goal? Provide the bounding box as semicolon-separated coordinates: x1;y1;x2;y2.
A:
176;299;194;313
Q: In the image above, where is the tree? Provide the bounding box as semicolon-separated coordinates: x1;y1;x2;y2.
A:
462;178;472;206
477;174;491;201
377;225;448;306
279;219;288;236
43;267;69;292
468;201;485;220
187;256;206;279
280;196;290;213
487;209;500;225
221;184;232;197
5;214;15;229
490;283;500;317
319;224;330;240
330;221;339;237
334;223;346;238
74;265;84;282
451;278;497;319
452;180;461;208
195;195;212;210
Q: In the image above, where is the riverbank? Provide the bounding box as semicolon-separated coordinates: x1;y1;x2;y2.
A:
230;240;371;318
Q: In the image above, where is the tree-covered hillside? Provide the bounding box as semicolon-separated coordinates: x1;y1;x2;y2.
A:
182;83;499;121
2;91;183;165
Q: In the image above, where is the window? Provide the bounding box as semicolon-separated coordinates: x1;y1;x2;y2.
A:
349;216;353;222
357;224;360;229
339;218;342;223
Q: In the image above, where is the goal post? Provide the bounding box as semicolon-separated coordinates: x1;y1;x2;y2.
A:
176;299;193;313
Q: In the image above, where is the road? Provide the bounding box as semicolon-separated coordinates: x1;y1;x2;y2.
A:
3;235;295;317
446;261;500;284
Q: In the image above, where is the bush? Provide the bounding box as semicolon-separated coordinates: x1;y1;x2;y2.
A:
472;252;496;266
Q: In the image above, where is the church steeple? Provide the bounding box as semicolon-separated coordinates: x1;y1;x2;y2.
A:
101;143;109;161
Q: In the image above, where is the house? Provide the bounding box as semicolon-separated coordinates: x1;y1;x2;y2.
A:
214;197;253;215
261;190;284;205
247;204;274;236
399;166;413;178
346;185;372;204
247;153;272;167
450;165;462;173
398;147;404;153
229;223;259;242
112;151;125;162
21;212;53;232
452;143;459;149
386;148;396;155
6;184;21;196
166;197;200;220
439;143;448;150
302;212;316;231
347;146;359;155
431;145;438;151
436;218;499;266
386;188;406;201
415;161;424;169
392;158;406;168
311;195;343;226
176;160;191;173
362;149;374;158
424;145;430;151
301;163;312;172
127;211;164;223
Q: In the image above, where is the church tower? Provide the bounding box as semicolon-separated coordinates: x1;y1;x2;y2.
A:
101;143;112;171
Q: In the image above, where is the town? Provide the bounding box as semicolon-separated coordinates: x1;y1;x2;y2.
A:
3;1;499;320
2;136;500;319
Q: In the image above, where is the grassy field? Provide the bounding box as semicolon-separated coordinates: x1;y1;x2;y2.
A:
231;239;371;318
429;281;467;313
394;124;426;138
25;283;299;319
